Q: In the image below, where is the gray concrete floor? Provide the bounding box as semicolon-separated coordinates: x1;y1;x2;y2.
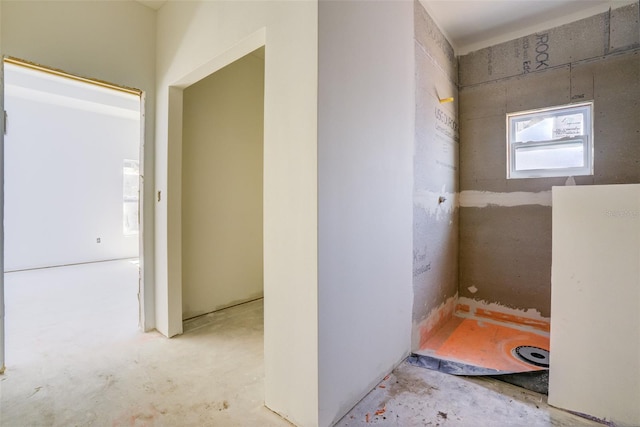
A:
0;261;603;426
0;260;287;426
335;363;602;426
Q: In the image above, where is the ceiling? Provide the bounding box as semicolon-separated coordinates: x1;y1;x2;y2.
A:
420;0;637;55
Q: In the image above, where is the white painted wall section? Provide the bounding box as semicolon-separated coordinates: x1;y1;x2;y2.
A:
550;184;640;426
4;63;140;271
318;1;414;425
0;1;5;374
155;2;318;425
1;0;157;330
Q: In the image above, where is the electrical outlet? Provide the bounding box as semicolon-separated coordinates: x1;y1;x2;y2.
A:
96;238;101;243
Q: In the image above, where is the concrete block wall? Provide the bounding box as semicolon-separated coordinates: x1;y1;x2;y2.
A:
458;3;640;317
412;1;459;350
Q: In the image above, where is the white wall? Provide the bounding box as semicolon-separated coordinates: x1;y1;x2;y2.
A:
1;0;156;329
155;2;318;425
317;1;415;425
0;0;5;374
181;51;264;320
550;184;640;426
4;63;140;271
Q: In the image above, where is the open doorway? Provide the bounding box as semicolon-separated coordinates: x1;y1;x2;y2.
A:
2;58;143;368
180;48;265;326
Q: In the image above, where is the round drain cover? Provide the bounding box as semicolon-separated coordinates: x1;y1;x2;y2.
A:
512;346;550;368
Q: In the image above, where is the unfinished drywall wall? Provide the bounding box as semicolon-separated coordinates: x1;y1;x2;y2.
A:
181;51;264;320
4;63;140;271
458;3;640;316
412;1;459;350
1;0;156;329
550;184;640;426
317;2;414;425
155;2;318;425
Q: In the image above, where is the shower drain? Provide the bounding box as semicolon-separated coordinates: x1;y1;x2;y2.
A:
512;346;550;368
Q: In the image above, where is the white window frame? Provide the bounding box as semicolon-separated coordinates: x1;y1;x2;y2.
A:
507;102;594;179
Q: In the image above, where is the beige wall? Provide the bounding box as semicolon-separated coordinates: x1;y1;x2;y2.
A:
181;51;264;320
0;0;157;330
155;2;318;425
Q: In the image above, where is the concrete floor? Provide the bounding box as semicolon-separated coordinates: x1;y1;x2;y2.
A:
0;260;286;426
0;261;603;426
335;363;602;426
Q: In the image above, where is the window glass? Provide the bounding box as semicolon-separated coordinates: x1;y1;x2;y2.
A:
507;102;593;179
123;160;139;235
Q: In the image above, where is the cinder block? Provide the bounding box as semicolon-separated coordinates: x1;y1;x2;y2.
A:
505;66;570;112
459;205;552;316
569;61;596;102
415;47;459;192
551;12;608;63
459;115;507;191
460;12;608;87
591;52;640;183
610;2;640;52
412;205;458;323
413;0;459;331
505;176;574;193
459;39;526;86
414;0;457;83
460;67;570;191
459;83;507;120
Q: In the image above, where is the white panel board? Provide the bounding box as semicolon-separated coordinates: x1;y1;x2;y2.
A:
550;184;640;426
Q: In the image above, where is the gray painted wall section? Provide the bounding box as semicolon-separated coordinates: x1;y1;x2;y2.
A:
318;1;414;424
459;3;640;316
460;205;552;315
412;1;459;349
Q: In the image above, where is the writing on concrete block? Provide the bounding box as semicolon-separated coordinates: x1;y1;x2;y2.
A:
522;33;550;74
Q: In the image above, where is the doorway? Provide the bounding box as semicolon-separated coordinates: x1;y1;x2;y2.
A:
1;58;143;369
181;48;265;322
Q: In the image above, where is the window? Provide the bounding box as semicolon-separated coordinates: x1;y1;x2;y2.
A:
123;159;139;235
507;102;593;179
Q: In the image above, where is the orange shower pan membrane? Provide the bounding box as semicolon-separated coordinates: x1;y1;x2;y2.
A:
414;311;550;375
